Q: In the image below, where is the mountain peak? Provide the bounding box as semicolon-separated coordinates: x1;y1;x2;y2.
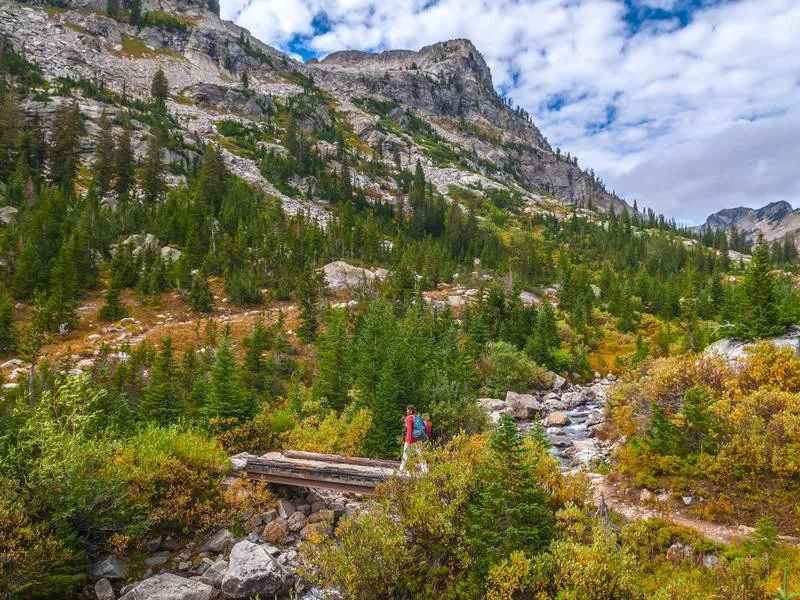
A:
320;38;493;93
756;200;794;222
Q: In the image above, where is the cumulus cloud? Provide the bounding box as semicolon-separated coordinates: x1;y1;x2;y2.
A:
221;0;800;223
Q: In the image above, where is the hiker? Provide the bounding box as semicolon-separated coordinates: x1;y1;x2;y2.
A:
399;404;430;473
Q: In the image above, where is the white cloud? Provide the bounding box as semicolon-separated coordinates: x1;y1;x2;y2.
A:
221;0;800;222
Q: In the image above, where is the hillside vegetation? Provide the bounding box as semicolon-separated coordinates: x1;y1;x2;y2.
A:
1;3;800;598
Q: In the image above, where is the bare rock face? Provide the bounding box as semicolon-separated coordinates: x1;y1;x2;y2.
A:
322;261;388;293
221;541;288;599
119;573;216;600
698;200;800;245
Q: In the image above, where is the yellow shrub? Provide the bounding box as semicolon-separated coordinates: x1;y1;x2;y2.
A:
284;408;372;456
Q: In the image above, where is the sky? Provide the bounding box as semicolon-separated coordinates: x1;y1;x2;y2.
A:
220;0;800;224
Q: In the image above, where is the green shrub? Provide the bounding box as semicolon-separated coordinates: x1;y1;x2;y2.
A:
478;341;550;397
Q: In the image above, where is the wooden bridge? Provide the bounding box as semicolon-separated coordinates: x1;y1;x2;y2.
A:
245;450;400;494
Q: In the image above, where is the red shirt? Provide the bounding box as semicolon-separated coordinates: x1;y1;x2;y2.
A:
405;415;432;444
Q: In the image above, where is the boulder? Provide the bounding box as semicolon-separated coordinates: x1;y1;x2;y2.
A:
277;499;295;519
144;552;170;567
0;205;18;226
542;398;566;412
300;521;332;540
560;391;586;408
287;511;308;532
160;246;182;263
262;517;288;545
94;578;115;600
544;412;570;427
639;489;655;503
504;391;542;420
477;398;507;412
518;291;538;306
202;528;235;553
1;358;24;369
91;555;127;581
296;504;311;516
586;409;604;427
195;559;228;588
307;509;334;525
549;373;567;390
261;508;278;524
322;261;386;292
119;573;216;600
221;541;287;599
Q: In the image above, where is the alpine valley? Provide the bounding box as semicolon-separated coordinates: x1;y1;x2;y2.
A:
1;0;800;599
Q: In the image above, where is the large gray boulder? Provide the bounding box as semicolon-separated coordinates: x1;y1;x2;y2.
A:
119;573;216;600
90;555;127;580
504;391;542;420
322;261;387;293
201;528;235;554
704;326;800;366
0;206;18;226
221;541;287;599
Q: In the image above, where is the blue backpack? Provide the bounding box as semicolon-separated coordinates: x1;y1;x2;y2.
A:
412;415;428;440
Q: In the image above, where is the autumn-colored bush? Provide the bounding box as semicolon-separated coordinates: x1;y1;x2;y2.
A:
609;343;800;533
284;407;372;456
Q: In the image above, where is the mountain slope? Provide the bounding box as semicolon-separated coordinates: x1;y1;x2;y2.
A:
0;0;631;217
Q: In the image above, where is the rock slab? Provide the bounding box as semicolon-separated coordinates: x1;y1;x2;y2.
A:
221;541;287;599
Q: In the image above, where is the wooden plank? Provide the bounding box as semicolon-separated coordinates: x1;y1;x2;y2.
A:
248;471;378;494
243;451;395;494
283;450;400;469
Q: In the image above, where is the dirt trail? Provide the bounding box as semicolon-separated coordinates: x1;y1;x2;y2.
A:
591;476;800;547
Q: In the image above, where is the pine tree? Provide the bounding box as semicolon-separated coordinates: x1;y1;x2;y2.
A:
738;232;780;340
129;0;142;25
139;337;182;423
196;143;227;214
314;308;353;410
47;237;79;331
296;265;322;343
141;134;165;204
49;101;84;194
642;402;685;456
189;271;213;312
205;335;253;424
93;112;115;195
106;0;119;17
115;124;135;196
240;70;249;91
243;322;272;393
526;301;559;367
99;281;127;322
0;292;16;353
466;412;553;577
150;68;168;107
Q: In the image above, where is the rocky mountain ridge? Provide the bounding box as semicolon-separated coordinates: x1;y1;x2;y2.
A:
1;0;632;217
698;200;800;244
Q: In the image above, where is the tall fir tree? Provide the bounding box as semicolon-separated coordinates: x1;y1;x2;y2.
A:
465;412;554;578
296;265;322;343
738;232;780;340
138;337;182;424
205;335;253;424
93;112;116;195
49;101;84;194
314;308;353;410
0;292;15;353
150;68;168;107
115;123;135;196
141;134;165;204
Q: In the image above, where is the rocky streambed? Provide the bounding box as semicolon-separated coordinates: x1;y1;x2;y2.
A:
478;372;619;470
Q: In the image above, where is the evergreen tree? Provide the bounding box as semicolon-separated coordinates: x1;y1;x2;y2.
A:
243;322;272;393
99;281;127;322
115;124;135;196
205;335;253;424
150;68;168;107
141;135;165;204
138;337;182;424
296;265;322;343
189;271;213;312
465;412;554;577
93;112;115;195
129;0;142;25
314;308;353;410
526;301;559;367
0;292;15;353
738;232;781;340
642;402;685;456
106;0;119;17
49;101;83;194
47;237;79;331
240;70;249;91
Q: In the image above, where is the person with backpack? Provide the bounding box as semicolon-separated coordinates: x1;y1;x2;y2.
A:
399;404;430;473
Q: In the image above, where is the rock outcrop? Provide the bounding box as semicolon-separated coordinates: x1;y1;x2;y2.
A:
697;200;800;245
